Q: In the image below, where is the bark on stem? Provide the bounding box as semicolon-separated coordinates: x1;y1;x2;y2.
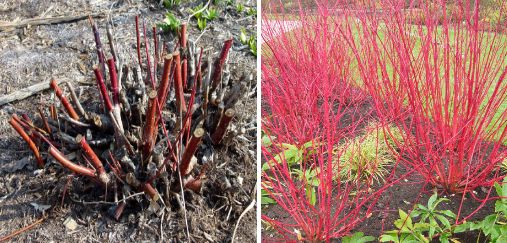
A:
210;39;233;92
157;54;173;110
9;116;44;168
211;109;235;144
48;146;96;178
142;90;158;163
93;66;113;112
50;79;80;120
76;134;109;184
174;51;187;113
180;128;204;176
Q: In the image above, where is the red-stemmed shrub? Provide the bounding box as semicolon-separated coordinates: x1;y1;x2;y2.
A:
342;0;507;203
261;1;397;240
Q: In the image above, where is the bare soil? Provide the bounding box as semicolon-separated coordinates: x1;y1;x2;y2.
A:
0;0;257;242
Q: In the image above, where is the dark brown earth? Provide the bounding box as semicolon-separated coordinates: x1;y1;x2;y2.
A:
0;0;257;242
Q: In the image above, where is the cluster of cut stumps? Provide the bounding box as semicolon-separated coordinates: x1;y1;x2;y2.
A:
9;16;246;219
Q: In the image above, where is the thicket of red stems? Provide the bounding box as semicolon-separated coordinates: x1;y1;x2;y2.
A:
261;2;396;241
340;0;507;198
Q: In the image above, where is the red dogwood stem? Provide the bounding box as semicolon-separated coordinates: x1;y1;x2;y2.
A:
180;128;204;176
48;146;96;178
174;51;187;113
93;65;113;112
76;135;109;184
9;116;44;168
157;54;174;110
107;58;120;105
210;39;233;92
211;109;235;144
142;90;158;163
50;79;80;120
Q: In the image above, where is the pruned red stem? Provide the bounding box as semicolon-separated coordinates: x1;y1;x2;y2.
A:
107;58;120;106
211;39;233;92
93;66;113;112
211;109;235;144
76;134;108;183
142;183;159;200
142;90;158;163
48;146;96;178
180;128;204;176
50;79;80;120
9;116;44;168
180;23;187;48
157;54;174;110
174;51;187;113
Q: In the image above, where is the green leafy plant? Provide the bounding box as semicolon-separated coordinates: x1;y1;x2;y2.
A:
380;193;460;243
163;0;181;9
189;3;204;20
158;12;181;34
239;28;257;56
261;181;277;205
197;17;207;31
248;35;256;56
261;140;320;171
454;177;507;242
204;7;218;21
240;28;248;44
236;3;245;13
334;122;402;183
246;7;256;16
380;209;430;243
292;168;320;206
342;232;375;243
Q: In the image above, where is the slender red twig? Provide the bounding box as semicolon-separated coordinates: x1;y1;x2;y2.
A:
107;58;120;106
9;116;44;168
0;216;46;242
50;79;80;120
174;51;187;113
48;146;96;178
89;16;106;77
93;66;113;112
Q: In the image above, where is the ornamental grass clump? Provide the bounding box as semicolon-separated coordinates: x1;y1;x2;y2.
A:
9;16;244;223
261;2;397;241
341;0;507;197
334;122;404;183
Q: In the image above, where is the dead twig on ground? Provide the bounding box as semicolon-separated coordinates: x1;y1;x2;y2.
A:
0;12;104;32
0;216;47;241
